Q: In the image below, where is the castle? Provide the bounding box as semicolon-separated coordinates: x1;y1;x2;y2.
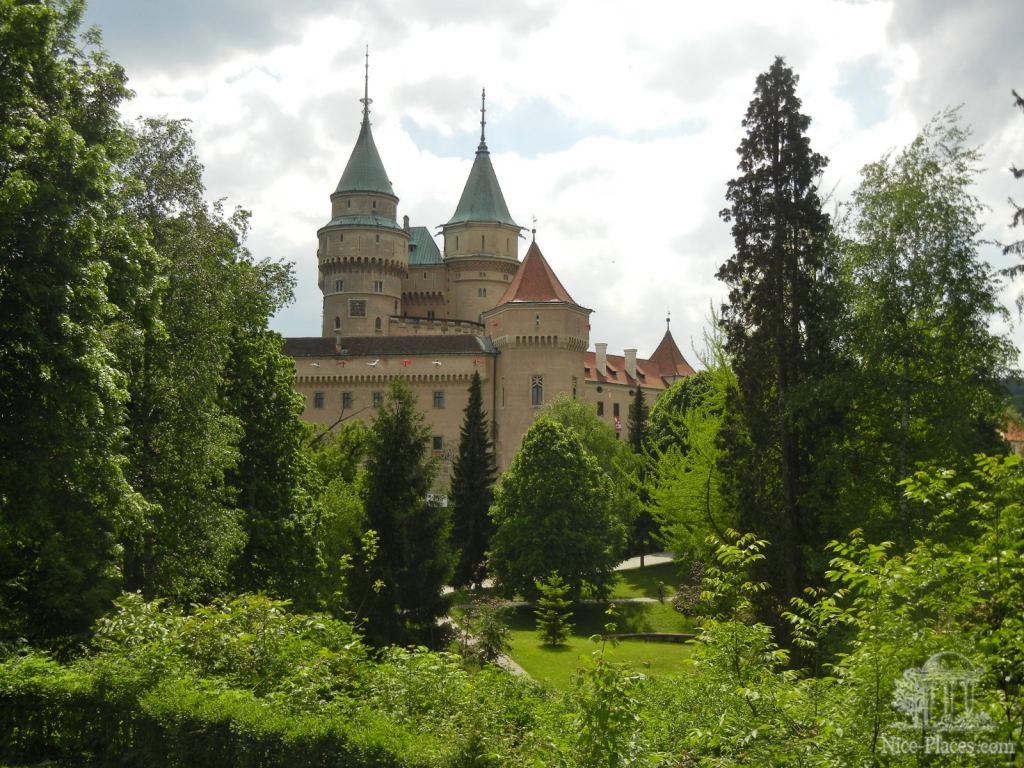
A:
284;66;695;477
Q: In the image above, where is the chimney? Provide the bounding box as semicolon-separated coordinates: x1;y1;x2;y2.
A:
624;348;637;380
595;343;607;377
403;214;410;231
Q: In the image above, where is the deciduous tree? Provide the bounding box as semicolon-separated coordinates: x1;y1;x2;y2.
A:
0;0;139;643
839;111;1016;545
489;419;625;600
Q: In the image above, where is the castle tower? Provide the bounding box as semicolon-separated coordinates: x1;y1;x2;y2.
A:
319;53;409;338
484;239;591;468
442;90;522;324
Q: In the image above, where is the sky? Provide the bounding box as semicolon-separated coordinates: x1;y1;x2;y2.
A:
82;0;1024;365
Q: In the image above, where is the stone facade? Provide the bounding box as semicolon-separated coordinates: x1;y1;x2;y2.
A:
285;85;695;479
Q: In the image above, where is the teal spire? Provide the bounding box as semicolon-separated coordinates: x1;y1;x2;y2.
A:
445;89;519;228
335;48;395;197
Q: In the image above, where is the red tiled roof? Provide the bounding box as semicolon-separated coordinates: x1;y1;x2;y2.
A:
496;240;577;305
582;330;696;390
648;329;696;378
1004;419;1024;443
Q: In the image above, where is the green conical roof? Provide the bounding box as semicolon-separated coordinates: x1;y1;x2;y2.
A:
335;116;394;197
446;138;518;228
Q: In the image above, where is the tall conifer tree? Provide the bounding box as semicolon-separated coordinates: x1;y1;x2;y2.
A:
627;385;648;454
450;372;497;588
350;379;452;646
716;57;841;606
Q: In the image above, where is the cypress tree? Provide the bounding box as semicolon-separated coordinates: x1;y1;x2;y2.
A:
716;57;842;608
449;371;497;588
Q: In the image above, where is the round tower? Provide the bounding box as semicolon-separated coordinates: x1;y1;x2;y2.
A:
483;239;592;469
442;90;522;324
319;53;409;338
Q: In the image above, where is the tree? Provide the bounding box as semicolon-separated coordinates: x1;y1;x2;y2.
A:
489;419;625;600
626;384;658;565
348;379;452;646
0;0;140;643
307;420;369;609
1001;90;1024;301
647;331;737;559
716;57;843;607
223;328;319;606
839;111;1016;545
115;118;255;602
541;394;640;541
449;371;497;588
534;573;574;646
627;385;648;454
647;372;716;452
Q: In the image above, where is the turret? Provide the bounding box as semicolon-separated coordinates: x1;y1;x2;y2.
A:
442;90;522;323
318;50;409;337
485;239;591;468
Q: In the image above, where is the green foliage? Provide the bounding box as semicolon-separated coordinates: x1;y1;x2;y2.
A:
646;371;716;452
450;371;498;588
454;597;511;666
647;326;736;559
489;419;626;600
717;56;846;612
563;638;643;768
224;328;320;606
348;379;452;646
0;594;550;767
307;422;370;608
1001;90;1024;296
534;574;574;646
837;110;1016;547
626;385;647;454
0;0;138;643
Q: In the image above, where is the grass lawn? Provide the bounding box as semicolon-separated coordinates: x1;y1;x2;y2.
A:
504;602;695;689
610;560;687;600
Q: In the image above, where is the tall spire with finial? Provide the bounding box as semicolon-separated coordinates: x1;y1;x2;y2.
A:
334;46;394;197
479;88;487;149
359;45;372;124
445;87;518;228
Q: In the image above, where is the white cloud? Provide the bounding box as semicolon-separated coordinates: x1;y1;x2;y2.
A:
88;0;1024;364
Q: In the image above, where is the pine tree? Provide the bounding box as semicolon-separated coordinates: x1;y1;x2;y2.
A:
349;378;453;646
534;573;573;646
449;371;497;588
716;57;842;607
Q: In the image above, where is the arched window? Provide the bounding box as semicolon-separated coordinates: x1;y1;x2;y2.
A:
334;316;340;330
531;375;543;407
374;316;382;331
